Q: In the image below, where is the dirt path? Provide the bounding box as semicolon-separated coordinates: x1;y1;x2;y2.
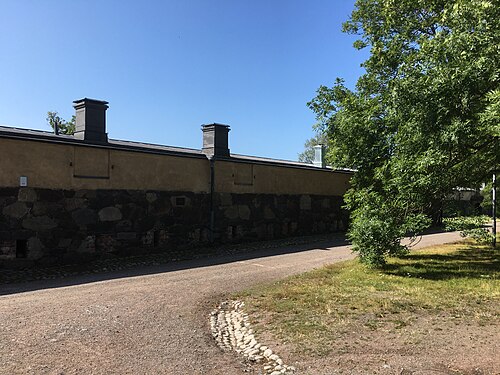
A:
0;232;462;375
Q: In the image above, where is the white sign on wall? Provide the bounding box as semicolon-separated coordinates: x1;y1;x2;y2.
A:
19;176;28;187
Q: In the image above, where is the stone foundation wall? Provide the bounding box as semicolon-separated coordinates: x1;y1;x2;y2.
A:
214;193;347;242
0;187;347;268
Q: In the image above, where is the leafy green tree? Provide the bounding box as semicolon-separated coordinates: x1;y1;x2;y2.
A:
481;181;499;214
309;0;499;266
298;132;328;163
46;111;76;135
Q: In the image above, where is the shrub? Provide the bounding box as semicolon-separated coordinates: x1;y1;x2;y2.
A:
443;216;494;245
347;189;431;268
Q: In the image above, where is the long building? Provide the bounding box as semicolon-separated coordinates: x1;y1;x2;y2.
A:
0;98;352;267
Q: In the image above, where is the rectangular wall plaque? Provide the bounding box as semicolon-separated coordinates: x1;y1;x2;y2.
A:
73;147;110;179
234;164;254;186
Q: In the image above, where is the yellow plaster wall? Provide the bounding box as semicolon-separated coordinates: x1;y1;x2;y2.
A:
215;160;351;196
0;138;75;189
109;149;209;192
0;138;210;192
0;138;351;195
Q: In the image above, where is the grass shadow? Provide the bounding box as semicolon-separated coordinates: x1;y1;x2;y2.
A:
383;246;500;281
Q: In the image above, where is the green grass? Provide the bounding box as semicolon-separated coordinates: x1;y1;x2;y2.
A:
237;240;500;355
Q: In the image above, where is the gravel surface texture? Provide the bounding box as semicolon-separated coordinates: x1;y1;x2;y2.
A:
0;231;462;374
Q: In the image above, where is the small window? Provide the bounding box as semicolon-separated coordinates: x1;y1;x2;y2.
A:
171;196;189;207
16;240;28;258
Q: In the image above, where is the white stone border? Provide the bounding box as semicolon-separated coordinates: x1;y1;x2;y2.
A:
210;300;296;375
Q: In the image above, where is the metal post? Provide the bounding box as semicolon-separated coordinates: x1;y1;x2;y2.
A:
493;173;496;248
209;157;215;244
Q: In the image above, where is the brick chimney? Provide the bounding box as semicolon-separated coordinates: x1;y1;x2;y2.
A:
73;98;109;143
202;123;230;157
313;144;326;168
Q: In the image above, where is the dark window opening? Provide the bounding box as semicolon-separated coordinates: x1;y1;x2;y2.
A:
16;240;28;258
175;197;186;206
153;231;160;247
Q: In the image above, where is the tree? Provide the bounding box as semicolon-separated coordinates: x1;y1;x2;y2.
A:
298;132;328;163
46;111;76;135
308;0;499;266
481;181;499;215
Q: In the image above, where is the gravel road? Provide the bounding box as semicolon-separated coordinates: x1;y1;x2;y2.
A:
0;231;462;375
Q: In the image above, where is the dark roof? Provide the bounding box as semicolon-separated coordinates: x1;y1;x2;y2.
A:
0;125;354;174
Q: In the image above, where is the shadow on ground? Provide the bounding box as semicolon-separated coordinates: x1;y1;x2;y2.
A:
0;234;349;296
384;246;500;281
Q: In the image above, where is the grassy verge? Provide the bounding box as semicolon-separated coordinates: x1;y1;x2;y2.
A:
237;240;500;356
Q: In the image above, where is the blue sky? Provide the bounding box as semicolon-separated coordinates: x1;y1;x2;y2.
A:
0;0;367;161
